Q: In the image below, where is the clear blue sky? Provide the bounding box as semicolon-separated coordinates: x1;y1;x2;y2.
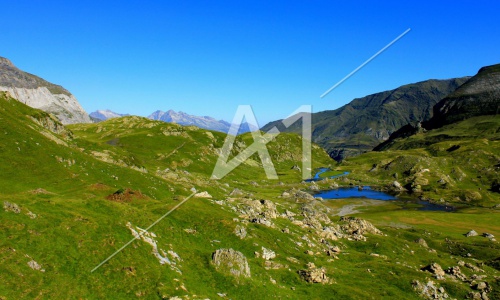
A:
2;1;499;126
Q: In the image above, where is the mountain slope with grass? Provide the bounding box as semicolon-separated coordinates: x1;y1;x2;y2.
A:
427;63;500;129
376;63;500;151
343;115;500;205
2;89;500;299
262;77;469;161
338;65;499;207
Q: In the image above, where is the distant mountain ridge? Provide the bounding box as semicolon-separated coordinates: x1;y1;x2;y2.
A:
0;56;91;124
149;109;231;132
91;108;257;133
149;109;258;134
90;109;129;121
262;77;470;160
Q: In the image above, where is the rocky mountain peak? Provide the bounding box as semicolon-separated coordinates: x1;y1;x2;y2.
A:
0;57;14;67
0;56;91;124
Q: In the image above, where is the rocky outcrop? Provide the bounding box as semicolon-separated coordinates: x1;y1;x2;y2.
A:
339;216;382;236
298;262;330;284
260;247;276;260
212;248;251;278
3;201;21;214
421;263;445;279
239;199;279;222
374;122;426;151
0;57;91;124
412;280;449;300
234;225;247;239
281;189;315;202
30;111;73;139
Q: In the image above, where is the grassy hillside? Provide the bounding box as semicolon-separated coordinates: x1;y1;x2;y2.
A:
341;115;500;207
2;91;500;299
429;64;500;128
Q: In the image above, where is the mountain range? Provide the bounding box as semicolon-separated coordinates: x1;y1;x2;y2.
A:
262;77;470;160
90;109;130;121
1;57;499;299
1;55;496;160
0;56;257;133
90;108;258;134
148;109;234;132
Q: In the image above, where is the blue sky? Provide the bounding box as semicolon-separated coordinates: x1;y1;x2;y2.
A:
2;1;499;126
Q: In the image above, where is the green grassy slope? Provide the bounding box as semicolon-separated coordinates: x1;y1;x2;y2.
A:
341;115;500;207
2;91;500;299
429;64;500;128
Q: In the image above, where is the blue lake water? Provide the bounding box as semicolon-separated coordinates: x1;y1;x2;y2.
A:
315;186;454;212
315;186;397;200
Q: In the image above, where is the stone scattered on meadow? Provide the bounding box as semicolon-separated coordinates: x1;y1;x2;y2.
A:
298;263;329;284
3;201;20;214
465;230;478;237
415;238;429;248
212;248;251;278
234;225;247;239
194;191;212;198
421;263;445;278
261;247;276;260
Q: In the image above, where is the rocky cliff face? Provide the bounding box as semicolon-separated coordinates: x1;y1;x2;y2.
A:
0;57;91;124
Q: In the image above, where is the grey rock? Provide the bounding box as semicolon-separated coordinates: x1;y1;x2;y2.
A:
298;263;329;284
339;216;382;236
3;201;20;214
412;280;449;300
212;248;251;278
465;230;479;237
261;247;276;260
421;263;445;278
229;188;244;197
234;225;247;239
415;238;429;248
482;233;495;239
251;218;272;227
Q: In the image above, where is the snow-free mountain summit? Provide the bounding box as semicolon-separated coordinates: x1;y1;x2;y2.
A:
0;57;91;124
